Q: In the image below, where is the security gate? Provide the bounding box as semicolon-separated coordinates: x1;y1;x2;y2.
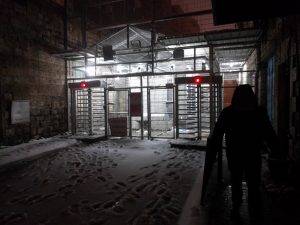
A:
68;77;221;140
69;81;106;136
175;76;222;140
176;83;199;139
149;86;175;138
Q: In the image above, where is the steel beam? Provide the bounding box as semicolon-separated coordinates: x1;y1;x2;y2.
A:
67;70;211;81
72;56;209;69
88;10;213;31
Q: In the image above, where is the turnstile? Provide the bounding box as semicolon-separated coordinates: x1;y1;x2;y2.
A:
175;76;222;140
69;81;106;136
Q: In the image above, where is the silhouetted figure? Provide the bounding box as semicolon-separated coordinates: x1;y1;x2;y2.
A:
210;84;281;218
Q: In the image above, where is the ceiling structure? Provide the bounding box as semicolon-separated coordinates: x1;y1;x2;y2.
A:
52;0;260;77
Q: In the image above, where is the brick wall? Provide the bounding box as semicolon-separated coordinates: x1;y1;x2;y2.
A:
0;0;68;145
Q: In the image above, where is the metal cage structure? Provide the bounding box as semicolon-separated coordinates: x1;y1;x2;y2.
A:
56;26;260;139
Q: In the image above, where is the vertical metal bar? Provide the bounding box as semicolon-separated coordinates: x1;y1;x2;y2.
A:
209;45;214;75
197;85;200;139
64;60;69;132
147;88;151;139
104;89;108;137
175;85;179;139
88;88;92;135
84;54;88;77
209;88;213;133
218;82;222;116
70;90;76;135
193;47;196;71
0;81;3;140
209;46;215;133
255;47;261;96
149;7;155;140
95;46;97;77
213;83;216;124
127;25;130;49
216;80;223;182
129;89;132;138
140;75;144;140
199;86;202;140
172;86;176;139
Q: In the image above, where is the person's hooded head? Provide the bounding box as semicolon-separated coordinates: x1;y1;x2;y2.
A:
231;84;258;110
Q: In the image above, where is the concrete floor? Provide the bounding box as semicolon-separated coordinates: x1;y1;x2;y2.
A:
0;139;204;225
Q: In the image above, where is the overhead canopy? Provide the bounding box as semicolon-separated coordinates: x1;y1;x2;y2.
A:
53;26;260;73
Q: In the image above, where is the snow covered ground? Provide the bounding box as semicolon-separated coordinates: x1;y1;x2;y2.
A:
0;136;77;168
0;139;204;225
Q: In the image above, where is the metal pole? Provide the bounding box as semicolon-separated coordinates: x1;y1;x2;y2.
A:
193;47;196;71
175;85;179;139
84;54;88;77
148;3;155;140
209;45;215;133
209;45;214;75
95;46;97;77
0;81;3;140
65;60;69;132
70;89;76;135
88;88;93;135
197;85;200;140
126;25;130;48
128;89;132;138
217;78;223;181
255;46;261;95
140;76;144;139
104;89;108;137
199;86;203;140
147;88;151;139
173;86;176;139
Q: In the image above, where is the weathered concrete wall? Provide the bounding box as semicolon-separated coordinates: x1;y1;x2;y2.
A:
258;16;300;179
0;0;68;145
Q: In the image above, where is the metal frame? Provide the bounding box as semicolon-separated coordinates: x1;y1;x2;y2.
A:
61;22;260;139
148;86;175;139
107;88;131;138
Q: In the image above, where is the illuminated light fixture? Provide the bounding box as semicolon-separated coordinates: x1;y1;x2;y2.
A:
80;81;89;89
193;76;204;85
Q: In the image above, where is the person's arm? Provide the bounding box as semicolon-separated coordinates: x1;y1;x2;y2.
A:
206;109;226;166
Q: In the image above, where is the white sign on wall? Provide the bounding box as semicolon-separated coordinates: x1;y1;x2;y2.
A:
11;100;30;124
